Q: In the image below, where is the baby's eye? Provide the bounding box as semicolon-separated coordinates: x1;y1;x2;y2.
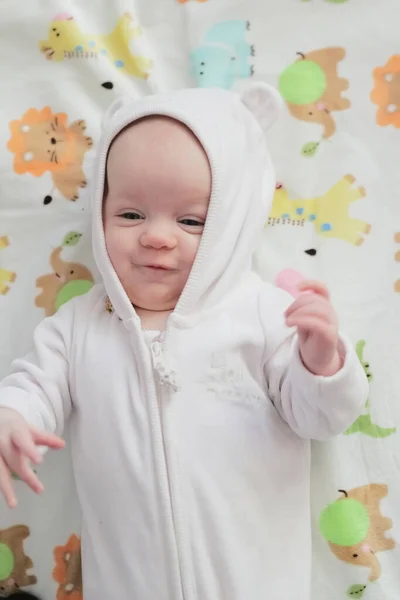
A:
120;212;142;220
180;218;204;227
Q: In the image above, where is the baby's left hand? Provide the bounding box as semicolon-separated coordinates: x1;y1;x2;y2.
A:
284;280;342;377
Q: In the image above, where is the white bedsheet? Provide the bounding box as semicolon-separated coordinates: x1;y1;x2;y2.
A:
0;0;399;598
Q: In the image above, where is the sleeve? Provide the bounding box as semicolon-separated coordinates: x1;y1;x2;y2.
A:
0;303;74;437
259;286;369;441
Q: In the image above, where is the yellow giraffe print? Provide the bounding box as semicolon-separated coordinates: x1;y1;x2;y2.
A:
268;175;371;245
0;237;16;295
39;12;152;80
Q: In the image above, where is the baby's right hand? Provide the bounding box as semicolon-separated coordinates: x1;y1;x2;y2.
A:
0;408;65;508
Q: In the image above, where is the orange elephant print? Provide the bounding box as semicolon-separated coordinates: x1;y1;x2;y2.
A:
0;525;37;595
7;107;93;204
319;484;396;586
371;55;400;128
36;232;94;316
278;47;350;147
53;534;82;600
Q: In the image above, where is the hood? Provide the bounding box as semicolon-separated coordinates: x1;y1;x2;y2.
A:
91;83;282;324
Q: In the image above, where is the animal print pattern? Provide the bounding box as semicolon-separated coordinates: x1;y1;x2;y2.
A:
319;485;396;582
0;237;16;295
268;176;370;246
7;108;93;204
344;341;396;438
39;12;151;80
371;55;400;128
53;534;82;600
278;47;350;139
35;246;94;316
0;525;37;595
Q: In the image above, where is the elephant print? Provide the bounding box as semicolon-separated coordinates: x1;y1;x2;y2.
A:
278;47;350;141
0;525;37;595
191;20;254;89
35;241;94;316
319;484;396;583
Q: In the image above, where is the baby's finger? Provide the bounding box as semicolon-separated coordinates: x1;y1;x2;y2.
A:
11;430;42;465
0;439;40;494
286;303;337;327
289;316;338;343
7;450;44;495
0;456;17;508
30;427;65;450
297;280;330;300
285;293;331;318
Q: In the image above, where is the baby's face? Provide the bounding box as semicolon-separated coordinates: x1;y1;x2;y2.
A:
103;116;211;313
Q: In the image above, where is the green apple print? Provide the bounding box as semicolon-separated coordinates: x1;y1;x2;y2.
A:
319;495;370;546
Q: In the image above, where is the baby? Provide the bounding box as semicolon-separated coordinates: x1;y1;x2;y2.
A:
0;84;368;600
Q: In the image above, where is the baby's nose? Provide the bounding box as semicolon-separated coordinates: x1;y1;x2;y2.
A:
140;225;177;249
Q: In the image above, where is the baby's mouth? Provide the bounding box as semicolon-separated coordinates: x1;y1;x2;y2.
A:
144;264;174;271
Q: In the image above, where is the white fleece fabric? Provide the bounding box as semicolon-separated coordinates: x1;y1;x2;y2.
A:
0;86;368;600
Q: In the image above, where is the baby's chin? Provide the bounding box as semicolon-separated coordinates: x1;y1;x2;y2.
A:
127;290;182;313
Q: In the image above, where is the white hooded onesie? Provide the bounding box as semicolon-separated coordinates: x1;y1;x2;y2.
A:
0;84;368;600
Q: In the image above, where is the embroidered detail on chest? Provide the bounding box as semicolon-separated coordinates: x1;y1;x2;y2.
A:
200;353;265;407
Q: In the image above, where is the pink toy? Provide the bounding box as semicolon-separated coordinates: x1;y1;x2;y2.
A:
53;13;74;21
275;268;306;299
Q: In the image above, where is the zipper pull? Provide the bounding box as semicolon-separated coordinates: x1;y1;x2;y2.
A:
150;341;180;392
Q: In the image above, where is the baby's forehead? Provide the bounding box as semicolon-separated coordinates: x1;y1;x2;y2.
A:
109;115;201;152
105;114;211;202
107;116;209;179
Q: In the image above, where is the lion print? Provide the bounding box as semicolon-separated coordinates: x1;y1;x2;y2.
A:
53;534;82;600
371;55;400;128
7;107;93;204
35;247;94;316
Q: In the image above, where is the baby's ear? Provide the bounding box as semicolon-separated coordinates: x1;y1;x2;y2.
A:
241;82;283;134
102;95;137;130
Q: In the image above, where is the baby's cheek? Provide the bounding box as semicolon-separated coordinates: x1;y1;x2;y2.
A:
188;235;202;264
104;230;128;269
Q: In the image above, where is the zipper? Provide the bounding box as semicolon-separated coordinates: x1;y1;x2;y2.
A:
150;338;180;392
124;327;184;600
94;102;204;598
149;335;195;600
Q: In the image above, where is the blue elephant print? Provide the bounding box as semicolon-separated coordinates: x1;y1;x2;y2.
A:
190;20;254;89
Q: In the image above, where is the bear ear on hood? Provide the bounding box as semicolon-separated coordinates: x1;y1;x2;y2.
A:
241;82;283;134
